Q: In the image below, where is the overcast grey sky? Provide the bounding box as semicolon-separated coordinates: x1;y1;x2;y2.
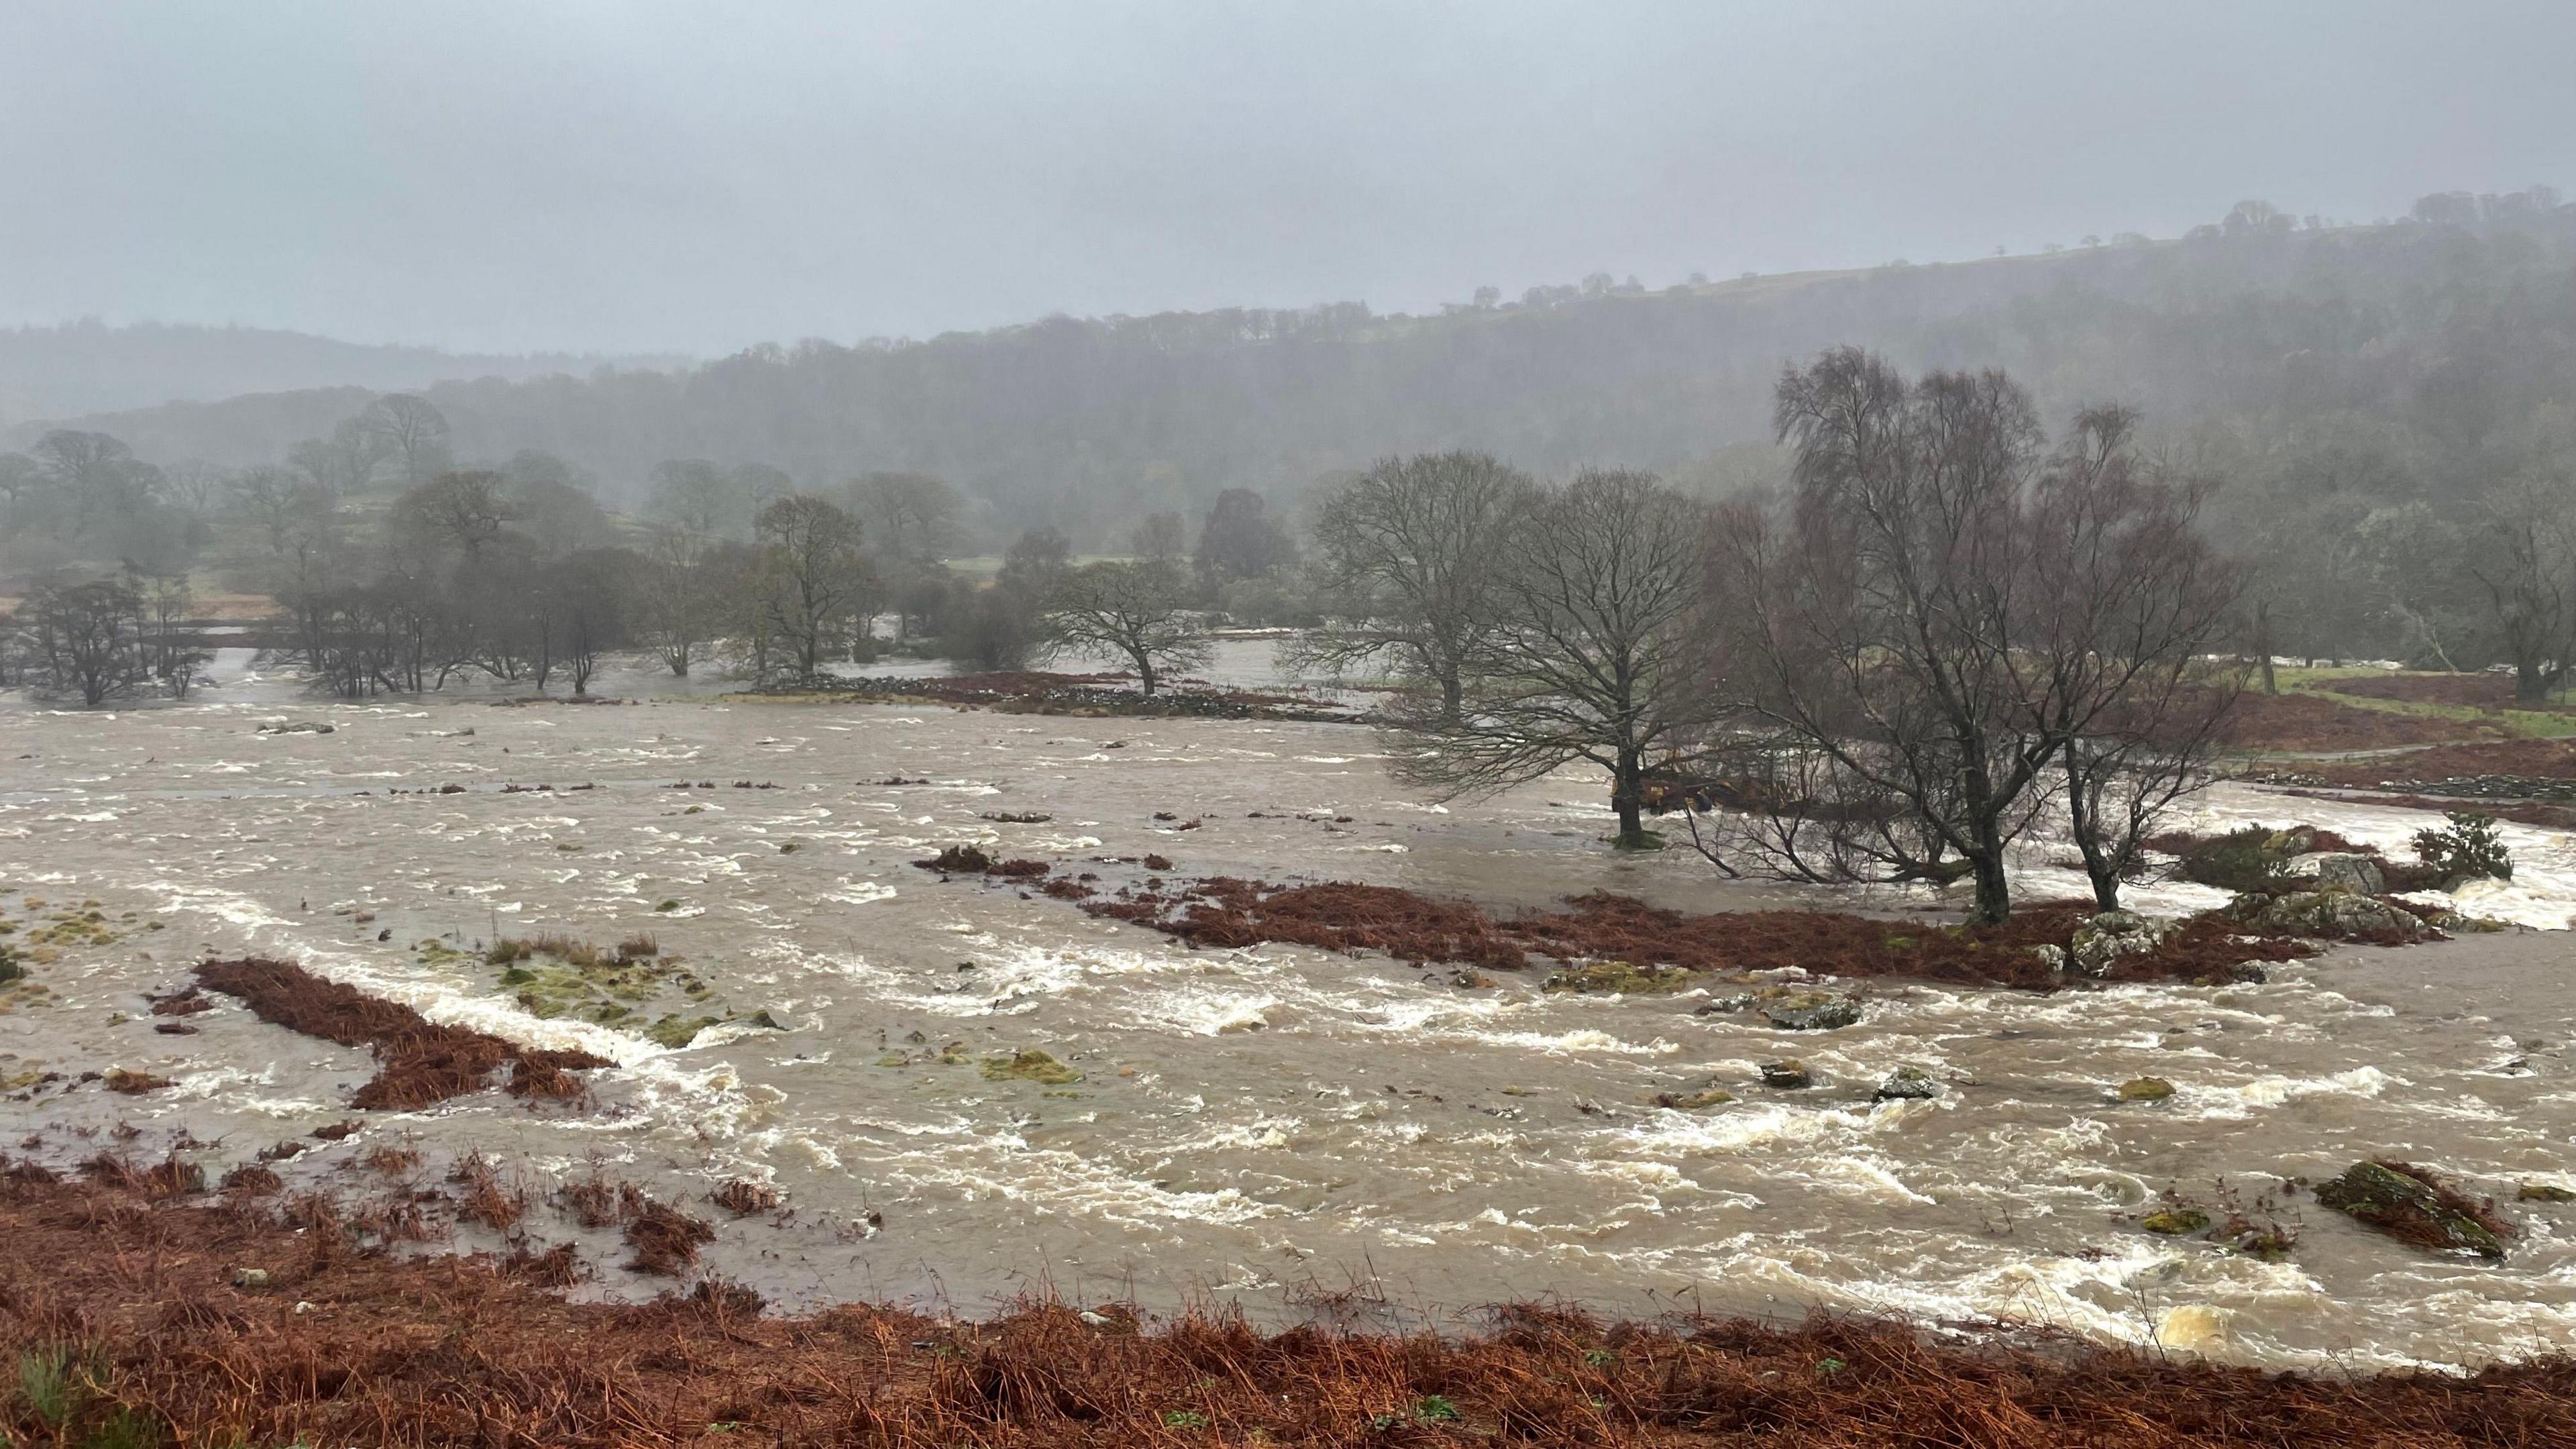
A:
2;1;2568;357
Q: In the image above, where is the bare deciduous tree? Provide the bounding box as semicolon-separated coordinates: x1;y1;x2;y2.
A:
755;495;873;682
2027;409;2248;910
1289;450;1536;722
1705;352;2244;921
396;471;515;557
847;472;961;564
28;578;147;707
1390;469;1708;849
2470;472;2576;704
1043;559;1210;695
359;394;452;490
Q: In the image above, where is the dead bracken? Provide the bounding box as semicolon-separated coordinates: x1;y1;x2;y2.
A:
1;1173;2573;1448
193;957;611;1111
1075;876;2324;989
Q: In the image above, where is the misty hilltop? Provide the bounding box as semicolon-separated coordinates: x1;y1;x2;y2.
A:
9;192;2573;549
0;319;689;429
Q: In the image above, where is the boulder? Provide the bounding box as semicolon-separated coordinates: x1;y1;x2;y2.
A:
1872;1067;1939;1102
2314;1160;2508;1258
2116;1076;2176;1102
1757;991;1862;1031
2069;911;2171;977
2229;891;2429;941
1760;1059;1814;1089
2289;852;2386;896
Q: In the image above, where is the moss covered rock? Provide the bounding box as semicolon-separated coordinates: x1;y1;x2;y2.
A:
2142;1206;2209;1235
2314;1160;2510;1258
1542;960;1693;995
2117;1077;2176;1102
981;1049;1083;1084
1757;991;1862;1031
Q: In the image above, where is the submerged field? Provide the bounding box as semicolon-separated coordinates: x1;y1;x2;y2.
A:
3;662;2575;1384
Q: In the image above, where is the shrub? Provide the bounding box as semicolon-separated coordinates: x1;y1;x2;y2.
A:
2414;812;2512;883
2170;826;2291;894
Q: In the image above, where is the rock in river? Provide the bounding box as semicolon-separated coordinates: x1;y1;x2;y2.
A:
2314;1160;2509;1258
2229;891;2429;941
1872;1067;1940;1102
1757;991;1862;1031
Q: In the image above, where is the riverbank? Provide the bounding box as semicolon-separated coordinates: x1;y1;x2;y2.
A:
5;1172;2573;1448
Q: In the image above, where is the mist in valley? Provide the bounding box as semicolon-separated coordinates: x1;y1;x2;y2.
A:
5;6;2576;1442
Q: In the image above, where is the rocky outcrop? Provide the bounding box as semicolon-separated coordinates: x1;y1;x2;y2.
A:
2068;912;2172;976
2227;890;2430;941
2288;851;2387;896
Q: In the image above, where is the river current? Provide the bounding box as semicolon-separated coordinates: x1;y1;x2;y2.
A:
3;657;2573;1373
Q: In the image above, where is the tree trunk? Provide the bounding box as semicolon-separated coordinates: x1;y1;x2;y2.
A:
1135;651;1159;697
2516;661;2557;706
2252;600;2277;696
1611;748;1649;849
2060;742;2122;912
1967;849;2012;925
1440;672;1463;724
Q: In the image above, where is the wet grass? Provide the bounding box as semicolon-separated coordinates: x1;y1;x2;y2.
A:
472;933;725;1043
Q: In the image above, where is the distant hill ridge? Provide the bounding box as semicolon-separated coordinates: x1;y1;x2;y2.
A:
11;195;2575;543
0;319;688;427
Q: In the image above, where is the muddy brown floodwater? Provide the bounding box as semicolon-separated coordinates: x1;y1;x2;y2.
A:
3;684;2573;1373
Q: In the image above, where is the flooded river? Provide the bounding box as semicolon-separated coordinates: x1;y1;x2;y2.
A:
3;666;2574;1373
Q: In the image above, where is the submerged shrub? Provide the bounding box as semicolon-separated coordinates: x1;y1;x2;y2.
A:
2413;812;2512;883
2169;826;2292;894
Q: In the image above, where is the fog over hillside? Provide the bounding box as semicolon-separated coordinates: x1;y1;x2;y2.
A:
0;320;686;428
15;195;2573;550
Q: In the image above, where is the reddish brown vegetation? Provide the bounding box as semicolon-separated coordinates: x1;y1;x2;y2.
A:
193;957;610;1111
449;1152;525;1230
103;1069;174;1094
1088;878;1535;972
2220;691;2500;751
624;1198;717;1276
2291;739;2576;789
219;1163;282;1195
146;985;211;1016
3;1177;2573;1448
1084;878;2318;989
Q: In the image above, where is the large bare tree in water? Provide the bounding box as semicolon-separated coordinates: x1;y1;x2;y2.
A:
1392;468;1708;850
1703;350;2241;922
1290;450;1536;723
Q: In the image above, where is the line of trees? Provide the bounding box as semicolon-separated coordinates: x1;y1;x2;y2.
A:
1327;352;2253;924
0;570;205;706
